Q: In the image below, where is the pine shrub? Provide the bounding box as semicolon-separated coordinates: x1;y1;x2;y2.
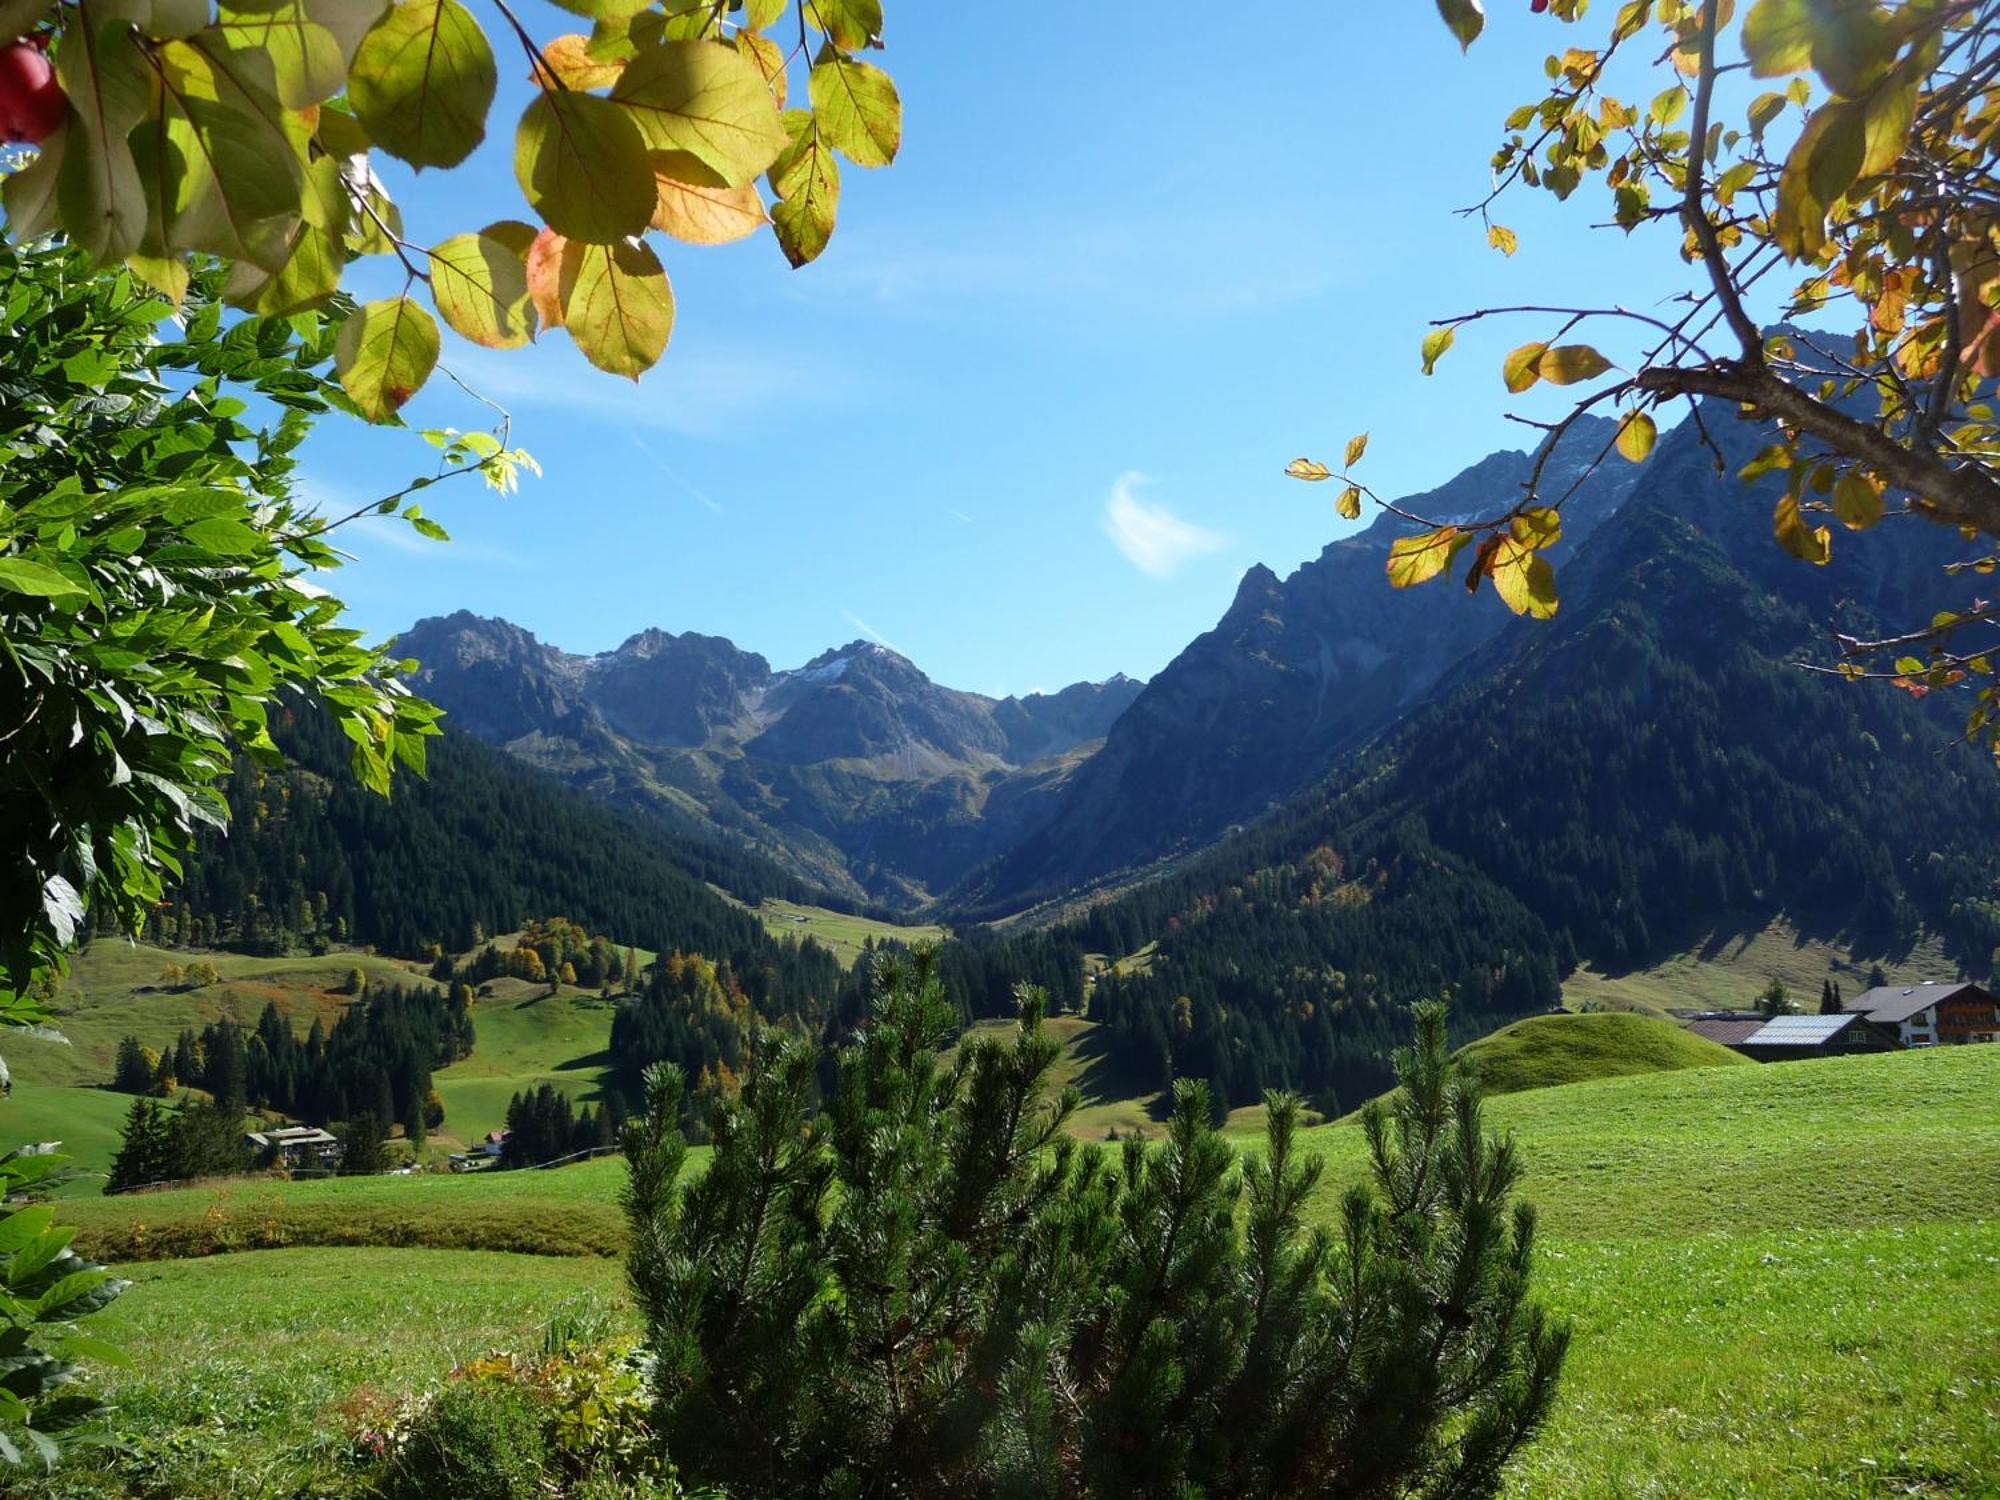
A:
622;950;1569;1497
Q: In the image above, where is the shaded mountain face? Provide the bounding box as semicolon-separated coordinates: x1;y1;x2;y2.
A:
393;616;1143;907
969;398;2000;1111
970;419;1648;911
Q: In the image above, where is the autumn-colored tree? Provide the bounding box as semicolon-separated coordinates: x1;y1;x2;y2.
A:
1;0;901;412
1296;0;2000;757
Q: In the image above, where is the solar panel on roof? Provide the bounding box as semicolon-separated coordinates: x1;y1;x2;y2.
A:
1746;1014;1857;1044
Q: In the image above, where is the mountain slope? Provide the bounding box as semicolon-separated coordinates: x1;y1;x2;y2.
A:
395;617;1142;907
971;420;1647;910
975;398;2000;1104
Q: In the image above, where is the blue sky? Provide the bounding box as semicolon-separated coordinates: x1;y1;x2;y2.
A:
320;4;1716;697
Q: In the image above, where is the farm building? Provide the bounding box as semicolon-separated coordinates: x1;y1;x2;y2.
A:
1682;1013;1767;1049
1733;1012;1901;1063
244;1125;343;1170
1844;982;2000;1047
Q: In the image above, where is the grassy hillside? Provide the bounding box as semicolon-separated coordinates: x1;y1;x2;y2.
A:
724;894;947;965
429;981;621;1148
1457;1011;1749;1096
1560;915;1959;1015
38;1043;2000;1498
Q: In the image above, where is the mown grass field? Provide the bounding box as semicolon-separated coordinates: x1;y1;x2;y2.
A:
42;1044;2000;1497
732;896;948;965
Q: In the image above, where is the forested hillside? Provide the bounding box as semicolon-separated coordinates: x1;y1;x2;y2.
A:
961;403;2000;1106
166;703;850;1019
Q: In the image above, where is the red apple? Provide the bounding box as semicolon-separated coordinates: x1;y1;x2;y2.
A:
0;40;66;145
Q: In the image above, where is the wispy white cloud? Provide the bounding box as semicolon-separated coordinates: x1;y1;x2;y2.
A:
944;506;974;525
1101;472;1225;579
842;611;905;656
629;435;726;514
343;514;527;568
447;342;865;439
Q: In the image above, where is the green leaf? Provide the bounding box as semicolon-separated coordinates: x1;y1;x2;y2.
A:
767;109;839;267
0;559;86;599
139;40;305;271
181;516;263;555
1503;342;1547;394
514;89;656;243
807;47;900;167
54;9;153;263
1420;326;1454;375
563;237;674;378
334;295;440;420
541;0;655;22
1615;410;1656;462
218;0;387;110
612;39;789;189
429;229;535;347
1386;527;1469;588
1536;344;1611;385
348;0;497;169
1435;0;1484;51
1285;458;1332;482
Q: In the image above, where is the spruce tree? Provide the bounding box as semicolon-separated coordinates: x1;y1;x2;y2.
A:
623;951;1567;1498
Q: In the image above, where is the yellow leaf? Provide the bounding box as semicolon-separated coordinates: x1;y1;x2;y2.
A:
1616;410;1657;462
1504;342;1547;393
1345;432;1369;468
1832;471;1884;530
1285;458;1332;482
1337;485;1362;521
650;153;767;244
1421;326;1455;375
1489;537;1559;619
1537;344;1612;385
1773;494;1832;564
1387;527;1468;589
1487;223;1518;256
1509;507;1562;550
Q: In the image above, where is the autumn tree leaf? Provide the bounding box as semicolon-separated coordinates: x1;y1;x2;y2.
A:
1489;537;1559;618
808;47;901;167
563;237;674;377
348;0;496;169
1615;410;1657;462
429;226;535;347
515;89;656;242
1773;494;1832;564
611;39;789;188
768;109;840;266
1387;527;1469;588
1503;342;1547;393
652;154;767;244
1337;485;1362;521
1537;344;1612;385
1285;458;1332;482
335;294;440;420
1421;326;1455;374
1435;0;1484;51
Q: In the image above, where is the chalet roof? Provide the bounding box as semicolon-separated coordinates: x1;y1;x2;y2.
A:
1846;982;1991;1025
244;1126;338;1148
1742;1013;1875;1048
1685;1018;1765;1047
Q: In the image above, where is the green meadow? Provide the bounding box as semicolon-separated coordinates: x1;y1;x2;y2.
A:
32;1044;2000;1497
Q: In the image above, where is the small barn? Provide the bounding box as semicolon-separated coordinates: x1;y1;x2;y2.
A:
1734;1012;1901;1063
1845;982;2000;1047
1682;1014;1767;1049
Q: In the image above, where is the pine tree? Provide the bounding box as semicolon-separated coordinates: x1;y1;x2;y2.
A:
107;1098;173;1192
622;954;1567;1497
340;1112;388;1175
